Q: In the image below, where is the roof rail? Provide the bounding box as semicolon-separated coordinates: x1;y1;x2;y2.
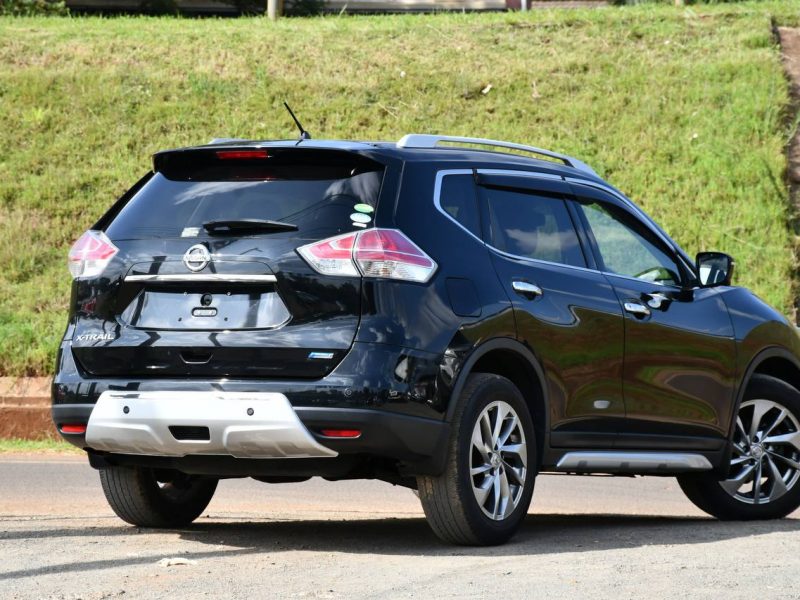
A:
396;134;598;177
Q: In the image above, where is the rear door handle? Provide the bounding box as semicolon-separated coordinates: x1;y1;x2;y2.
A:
623;301;650;318
511;280;543;299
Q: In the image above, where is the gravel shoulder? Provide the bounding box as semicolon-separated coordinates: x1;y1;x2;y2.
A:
1;456;799;600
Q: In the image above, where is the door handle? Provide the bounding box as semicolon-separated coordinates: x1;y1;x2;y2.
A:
645;292;670;310
511;280;543;299
623;301;650;318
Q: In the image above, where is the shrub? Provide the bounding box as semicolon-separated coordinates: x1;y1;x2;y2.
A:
139;0;178;14
287;0;325;15
0;0;67;15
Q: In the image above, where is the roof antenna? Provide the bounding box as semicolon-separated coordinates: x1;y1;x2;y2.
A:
284;102;311;140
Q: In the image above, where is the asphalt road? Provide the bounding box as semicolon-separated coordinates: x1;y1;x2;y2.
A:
1;455;799;599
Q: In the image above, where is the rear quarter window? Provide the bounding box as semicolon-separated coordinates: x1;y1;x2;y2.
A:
479;187;586;268
438;173;480;237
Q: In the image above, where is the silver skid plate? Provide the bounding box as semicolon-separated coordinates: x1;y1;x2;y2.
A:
85;391;337;459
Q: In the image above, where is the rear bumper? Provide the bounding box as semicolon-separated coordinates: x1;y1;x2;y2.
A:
52;340;451;475
83;391;338;459
53;399;449;477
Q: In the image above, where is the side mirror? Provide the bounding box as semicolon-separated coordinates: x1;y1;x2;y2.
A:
696;252;735;287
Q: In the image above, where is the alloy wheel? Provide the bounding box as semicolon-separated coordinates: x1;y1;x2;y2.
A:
721;399;800;505
469;400;528;520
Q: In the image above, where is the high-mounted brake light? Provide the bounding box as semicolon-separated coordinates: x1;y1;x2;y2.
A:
297;228;436;283
67;230;118;279
216;149;270;160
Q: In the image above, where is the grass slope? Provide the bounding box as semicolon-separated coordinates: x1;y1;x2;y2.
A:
0;2;799;375
0;437;82;454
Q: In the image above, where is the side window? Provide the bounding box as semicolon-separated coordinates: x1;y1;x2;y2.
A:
576;201;681;286
479;187;586;268
438;174;480;237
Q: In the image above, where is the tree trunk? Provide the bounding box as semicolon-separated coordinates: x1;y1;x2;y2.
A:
267;0;282;20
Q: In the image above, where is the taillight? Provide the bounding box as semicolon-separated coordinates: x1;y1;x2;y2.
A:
297;231;360;277
67;230;118;279
297;228;436;283
354;229;436;282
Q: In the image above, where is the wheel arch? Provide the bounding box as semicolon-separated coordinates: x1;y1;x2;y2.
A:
732;346;800;438
446;338;548;467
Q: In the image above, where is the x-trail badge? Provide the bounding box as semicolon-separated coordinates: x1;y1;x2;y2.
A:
183;244;210;272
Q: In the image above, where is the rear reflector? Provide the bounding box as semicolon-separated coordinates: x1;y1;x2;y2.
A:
68;230;118;279
216;149;269;160
60;424;87;434
320;429;362;439
297;228;436;283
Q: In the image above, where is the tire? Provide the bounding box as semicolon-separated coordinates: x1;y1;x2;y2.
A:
99;465;218;528
417;373;537;545
678;374;800;520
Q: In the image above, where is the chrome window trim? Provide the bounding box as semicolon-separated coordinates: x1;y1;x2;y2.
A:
433;169;485;245
434;169;594;273
434;168;691;286
433;168;567;246
489;246;599;275
493;246;680;287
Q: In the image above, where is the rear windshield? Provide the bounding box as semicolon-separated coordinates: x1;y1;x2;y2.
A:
105;149;384;241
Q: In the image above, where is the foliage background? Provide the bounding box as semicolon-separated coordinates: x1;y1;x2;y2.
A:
0;0;65;16
1;1;799;374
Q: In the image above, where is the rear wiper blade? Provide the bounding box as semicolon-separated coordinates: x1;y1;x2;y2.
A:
202;219;298;235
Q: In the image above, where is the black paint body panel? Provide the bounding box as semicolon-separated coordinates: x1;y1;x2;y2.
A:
52;139;800;480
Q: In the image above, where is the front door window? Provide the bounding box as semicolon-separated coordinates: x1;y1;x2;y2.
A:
576;201;681;286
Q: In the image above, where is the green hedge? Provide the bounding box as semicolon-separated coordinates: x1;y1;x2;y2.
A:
0;0;66;15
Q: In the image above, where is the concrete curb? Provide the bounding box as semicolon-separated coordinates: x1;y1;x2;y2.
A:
0;377;57;439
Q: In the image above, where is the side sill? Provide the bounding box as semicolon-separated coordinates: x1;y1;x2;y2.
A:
553;451;714;475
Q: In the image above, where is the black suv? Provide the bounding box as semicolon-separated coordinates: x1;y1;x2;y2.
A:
53;134;800;545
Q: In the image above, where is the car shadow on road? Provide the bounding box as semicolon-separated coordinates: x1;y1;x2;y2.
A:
5;512;797;554
1;513;798;581
176;513;800;556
